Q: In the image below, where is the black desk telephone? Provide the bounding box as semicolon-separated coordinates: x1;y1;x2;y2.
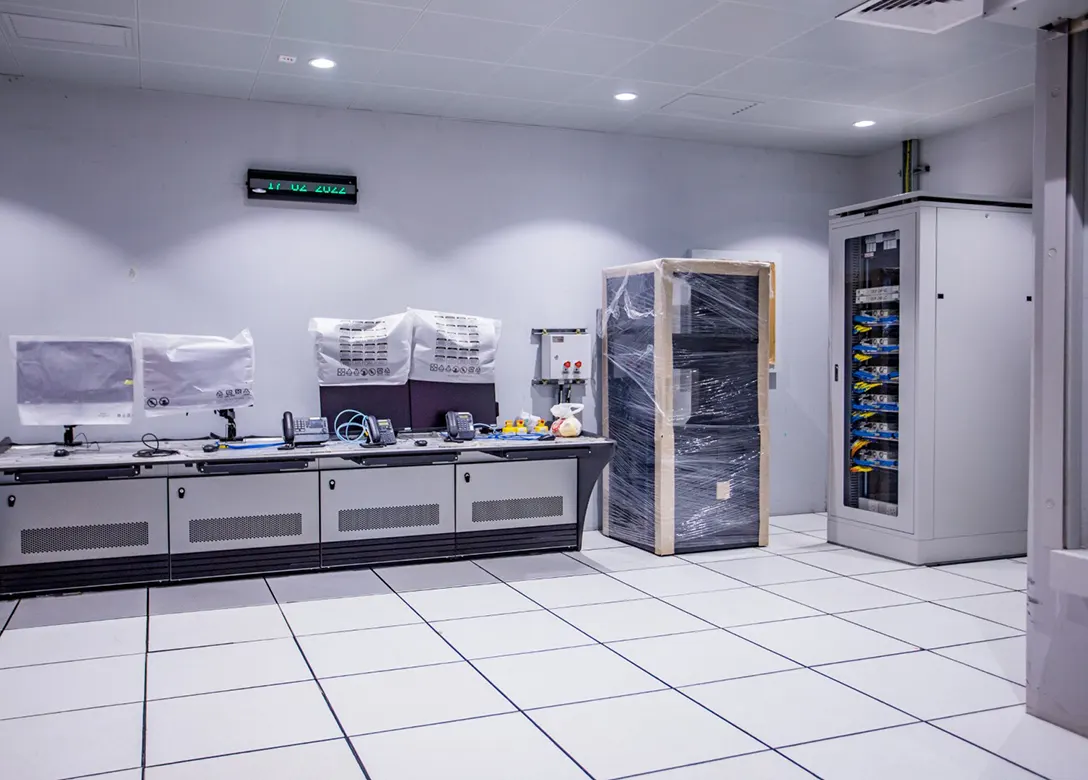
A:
281;412;330;448
445;411;475;441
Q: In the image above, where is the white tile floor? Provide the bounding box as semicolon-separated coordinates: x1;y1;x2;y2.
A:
0;513;1082;779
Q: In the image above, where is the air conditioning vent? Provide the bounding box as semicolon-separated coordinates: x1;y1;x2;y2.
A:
838;0;983;33
1;14;133;49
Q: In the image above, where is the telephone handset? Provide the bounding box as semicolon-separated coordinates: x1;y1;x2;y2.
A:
445;411;476;441
281;412;330;448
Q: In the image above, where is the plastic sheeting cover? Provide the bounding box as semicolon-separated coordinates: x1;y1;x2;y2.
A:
408;308;501;384
12;336;135;426
310;314;413;386
136;330;255;415
603;258;769;554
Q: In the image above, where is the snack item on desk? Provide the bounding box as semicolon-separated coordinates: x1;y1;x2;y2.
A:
550;402;584;438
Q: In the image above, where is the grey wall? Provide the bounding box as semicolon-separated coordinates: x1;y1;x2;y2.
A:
0;81;862;519
860;107;1034;202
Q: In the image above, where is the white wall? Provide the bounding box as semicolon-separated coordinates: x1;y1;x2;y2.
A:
0;81;862;518
860;107;1034;202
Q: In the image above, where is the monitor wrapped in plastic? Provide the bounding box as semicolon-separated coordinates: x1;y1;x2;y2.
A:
12;337;135;426
135;330;255;416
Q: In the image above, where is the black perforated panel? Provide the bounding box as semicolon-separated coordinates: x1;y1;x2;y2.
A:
471;496;563;524
339;504;440;532
21;522;149;554
189;513;302;543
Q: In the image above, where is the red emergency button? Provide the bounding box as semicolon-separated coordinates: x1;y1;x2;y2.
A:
564;361;571;368
575;361;583;368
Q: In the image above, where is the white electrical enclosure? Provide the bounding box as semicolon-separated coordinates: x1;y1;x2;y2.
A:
541;332;592;381
828;193;1032;564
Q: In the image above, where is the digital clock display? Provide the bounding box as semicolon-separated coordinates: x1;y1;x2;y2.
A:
246;169;358;205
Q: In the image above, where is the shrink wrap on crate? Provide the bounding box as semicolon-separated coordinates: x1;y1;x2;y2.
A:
602;259;770;555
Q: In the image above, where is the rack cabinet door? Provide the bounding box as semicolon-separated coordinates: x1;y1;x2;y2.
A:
0;479;168;566
320;465;455;542
454;460;577;532
168;472;319;554
830;212;917;535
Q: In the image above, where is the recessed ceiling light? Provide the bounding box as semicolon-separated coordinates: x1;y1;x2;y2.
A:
853;120;876;128
309;57;336;69
614;92;638;102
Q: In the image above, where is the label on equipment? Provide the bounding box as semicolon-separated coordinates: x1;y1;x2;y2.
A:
856;285;900;304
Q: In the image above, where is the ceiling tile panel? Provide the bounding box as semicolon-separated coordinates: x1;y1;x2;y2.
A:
350;83;458;114
665;2;825;56
0;34;20;73
734;98;918;133
553;0;719;42
140;60;255;98
660;93;761;121
139;22;268;71
612;45;746;87
276;0;418;50
251;71;365;107
565;77;688;112
138;0;281;35
441;92;553;123
533;103;636;132
873;47;1034;114
729;0;864;18
12;45;138;84
905;84;1033;137
396;12;540;63
262;39;387;82
510;30;649;75
370;51;496;92
771;18;1018;80
703;57;905;106
474;65;592;102
2;0;134;19
426;0;578;26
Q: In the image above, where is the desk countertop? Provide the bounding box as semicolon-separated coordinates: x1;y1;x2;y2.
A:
0;433;611;471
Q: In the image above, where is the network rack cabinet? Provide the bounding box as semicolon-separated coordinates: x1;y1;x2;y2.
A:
829;193;1032;564
602;258;770;555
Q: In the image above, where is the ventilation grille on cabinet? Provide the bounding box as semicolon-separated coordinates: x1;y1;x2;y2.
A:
189;513;302;543
472;497;563;524
21;522;149;554
838;0;982;33
339;504;441;532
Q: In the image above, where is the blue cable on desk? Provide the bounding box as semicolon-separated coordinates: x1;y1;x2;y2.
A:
334;409;372;444
222;441;284;450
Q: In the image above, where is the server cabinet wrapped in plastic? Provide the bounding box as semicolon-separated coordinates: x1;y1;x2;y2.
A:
602;258;770;555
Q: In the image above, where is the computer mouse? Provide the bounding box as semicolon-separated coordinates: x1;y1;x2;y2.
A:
202;443;219;453
414;439;428;447
53;449;70;457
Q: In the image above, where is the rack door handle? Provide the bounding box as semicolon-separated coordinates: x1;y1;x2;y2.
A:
834;364;840;382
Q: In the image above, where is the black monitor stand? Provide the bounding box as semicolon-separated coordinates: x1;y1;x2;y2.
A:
212;409;241;442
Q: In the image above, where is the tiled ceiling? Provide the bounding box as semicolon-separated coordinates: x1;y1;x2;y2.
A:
0;0;1038;155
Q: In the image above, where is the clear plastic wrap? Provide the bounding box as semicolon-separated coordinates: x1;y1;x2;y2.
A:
408;308;501;384
135;330;255;415
309;314;413;386
602;259;771;555
12;336;135;426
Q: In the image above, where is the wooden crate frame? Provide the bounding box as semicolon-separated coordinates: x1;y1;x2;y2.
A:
601;258;771;554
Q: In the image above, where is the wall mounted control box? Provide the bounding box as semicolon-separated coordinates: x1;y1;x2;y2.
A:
541;332;592;381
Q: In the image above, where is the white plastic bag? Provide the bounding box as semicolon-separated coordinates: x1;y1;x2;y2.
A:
408;308;501;384
135;330;255;416
550;402;584;438
309;314;412;386
12;336;135;426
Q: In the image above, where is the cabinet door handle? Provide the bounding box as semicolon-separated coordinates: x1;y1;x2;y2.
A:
177;487;186;499
329;479;336;491
834;364;839;382
464;472;471;484
6;495;13;508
